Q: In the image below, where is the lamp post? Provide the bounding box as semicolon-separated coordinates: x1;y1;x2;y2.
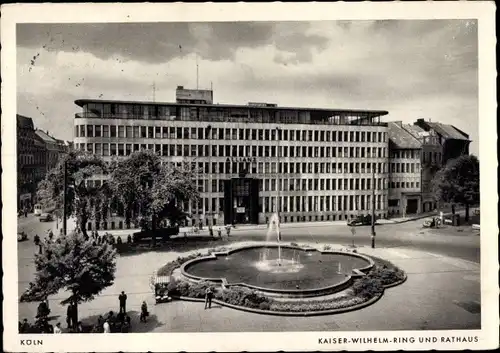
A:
62;159;68;236
276;127;281;222
371;161;376;248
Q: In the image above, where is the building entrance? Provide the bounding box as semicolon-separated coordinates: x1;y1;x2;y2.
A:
406;198;419;214
223;178;260;224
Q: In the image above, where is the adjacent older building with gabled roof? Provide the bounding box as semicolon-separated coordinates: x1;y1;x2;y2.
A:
414;118;470;164
387;122;425;216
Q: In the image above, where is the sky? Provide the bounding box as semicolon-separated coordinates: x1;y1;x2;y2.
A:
16;20;479;155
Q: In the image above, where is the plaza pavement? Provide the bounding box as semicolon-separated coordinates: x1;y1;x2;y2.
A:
18;240;481;332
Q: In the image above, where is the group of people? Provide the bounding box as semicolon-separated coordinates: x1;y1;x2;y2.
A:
19;299;84;334
19;290;152;335
94;310;132;333
208;225;232;239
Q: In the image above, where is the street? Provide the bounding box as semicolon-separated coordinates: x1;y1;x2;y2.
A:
17;214;480;264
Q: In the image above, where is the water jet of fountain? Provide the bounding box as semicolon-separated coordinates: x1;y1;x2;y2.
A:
266;213;282;265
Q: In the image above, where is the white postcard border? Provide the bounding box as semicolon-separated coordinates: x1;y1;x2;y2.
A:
2;2;498;352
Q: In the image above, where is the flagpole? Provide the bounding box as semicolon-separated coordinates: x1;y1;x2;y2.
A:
196;52;199;89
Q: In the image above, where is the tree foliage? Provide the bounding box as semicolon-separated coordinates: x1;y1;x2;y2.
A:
21;232;117;324
36;150;108;236
431;154;479;221
108;150;199;234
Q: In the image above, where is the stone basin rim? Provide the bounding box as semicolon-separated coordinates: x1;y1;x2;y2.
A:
179;244;375;296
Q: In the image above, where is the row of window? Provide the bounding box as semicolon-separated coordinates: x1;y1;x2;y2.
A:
389;181;420;189
390;162;421;174
87;175;387;194
75;142;388;159
85;154;388;175
80;103;384;126
85;193;387;223
75;124;388;143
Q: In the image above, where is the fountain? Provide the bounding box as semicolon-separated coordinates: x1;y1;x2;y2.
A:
255;213;304;273
179;213;375;296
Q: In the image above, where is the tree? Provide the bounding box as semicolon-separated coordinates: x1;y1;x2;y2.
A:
109;150;199;245
36;150;107;237
20;232;117;329
431;155;479;222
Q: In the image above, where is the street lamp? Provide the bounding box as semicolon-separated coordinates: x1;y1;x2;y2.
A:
371;161;376;248
63;159;68;236
275;127;281;221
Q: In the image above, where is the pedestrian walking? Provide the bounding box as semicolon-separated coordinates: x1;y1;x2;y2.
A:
66;303;73;329
204;287;213;309
140;301;149;322
118;291;127;314
53;322;62;334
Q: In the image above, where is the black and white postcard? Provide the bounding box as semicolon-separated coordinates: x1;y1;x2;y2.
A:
2;2;498;352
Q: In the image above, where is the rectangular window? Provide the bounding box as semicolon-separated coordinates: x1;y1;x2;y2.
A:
95;143;102;155
118;126;125;138
95;125;102;137
110;125;117;137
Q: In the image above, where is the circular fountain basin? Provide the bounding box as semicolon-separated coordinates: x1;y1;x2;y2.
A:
181;245;374;297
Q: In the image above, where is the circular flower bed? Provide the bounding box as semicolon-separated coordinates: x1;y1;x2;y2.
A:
155;244;406;315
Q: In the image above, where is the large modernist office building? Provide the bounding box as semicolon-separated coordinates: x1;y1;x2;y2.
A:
74;86;390;229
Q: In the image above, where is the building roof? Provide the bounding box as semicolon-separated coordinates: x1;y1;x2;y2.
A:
388;122;422;149
426;121;469;141
35;129;58;144
402;124;426;138
17;114;34;129
74;98;389;117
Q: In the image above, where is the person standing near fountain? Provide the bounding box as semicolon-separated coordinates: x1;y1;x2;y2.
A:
204;287;214;309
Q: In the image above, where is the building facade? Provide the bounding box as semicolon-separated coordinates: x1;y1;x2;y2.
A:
414;119;470;164
402;124;443;212
35;130;67;173
74;87;390;230
17;115;46;211
387;122;423;216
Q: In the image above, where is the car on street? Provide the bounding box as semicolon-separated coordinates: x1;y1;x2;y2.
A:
17;232;28;242
39;213;53;222
347;214;376;226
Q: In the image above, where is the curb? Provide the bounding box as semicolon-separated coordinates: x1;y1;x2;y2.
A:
173;292;384;317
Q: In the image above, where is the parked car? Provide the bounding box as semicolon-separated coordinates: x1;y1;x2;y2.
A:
348;214;376;226
39;213;53;222
17;232;28;242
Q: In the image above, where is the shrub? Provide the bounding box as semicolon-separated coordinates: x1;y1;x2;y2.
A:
323;244;332;251
259;302;271;310
351;276;383;299
220;286;271;308
370;266;405;286
166;279;214;299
